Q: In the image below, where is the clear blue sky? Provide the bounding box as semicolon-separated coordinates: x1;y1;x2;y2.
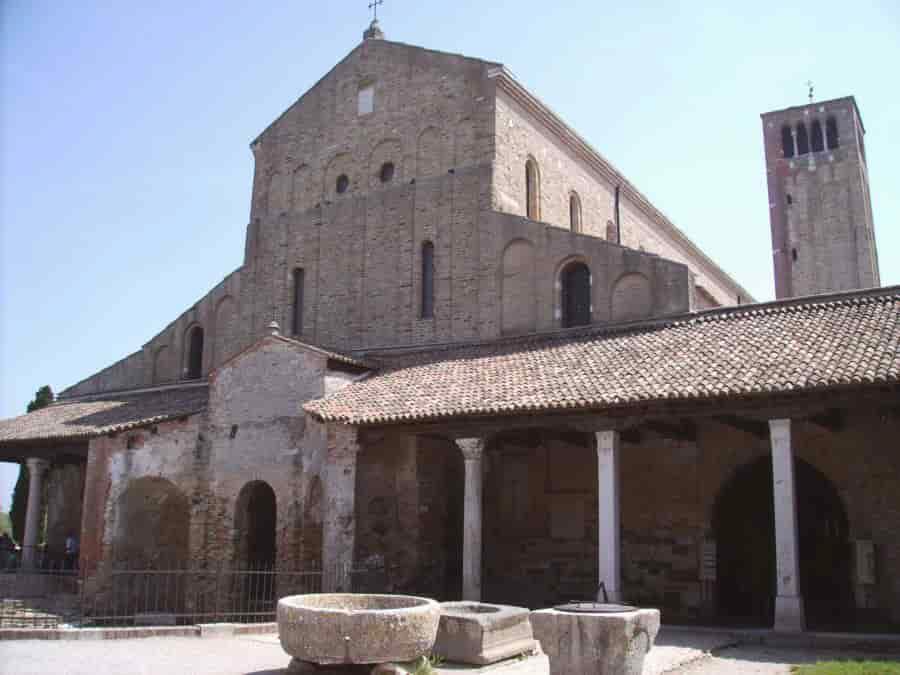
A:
2;0;898;510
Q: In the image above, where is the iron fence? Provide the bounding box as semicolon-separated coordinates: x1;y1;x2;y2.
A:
0;557;395;629
1;558;331;629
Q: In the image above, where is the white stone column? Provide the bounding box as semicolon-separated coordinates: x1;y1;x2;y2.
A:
456;438;485;602
22;458;49;568
596;430;621;602
769;418;805;631
322;425;360;592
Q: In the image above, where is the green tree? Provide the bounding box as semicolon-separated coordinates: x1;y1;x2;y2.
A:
26;385;54;413
10;385;54;543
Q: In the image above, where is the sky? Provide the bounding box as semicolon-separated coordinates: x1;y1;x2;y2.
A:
1;0;898;511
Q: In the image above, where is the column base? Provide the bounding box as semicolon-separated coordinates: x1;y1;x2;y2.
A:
773;595;805;632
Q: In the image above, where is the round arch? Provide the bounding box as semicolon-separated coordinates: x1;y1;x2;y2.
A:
558;258;592;328
114;477;189;567
712;455;851;628
234;481;277;569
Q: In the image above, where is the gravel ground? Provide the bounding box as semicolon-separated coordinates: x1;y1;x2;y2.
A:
2;630;898;675
0;633;291;675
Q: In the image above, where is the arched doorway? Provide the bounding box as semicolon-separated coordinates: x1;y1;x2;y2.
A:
235;481;277;569
712;456;851;628
234;481;277;621
560;261;591;328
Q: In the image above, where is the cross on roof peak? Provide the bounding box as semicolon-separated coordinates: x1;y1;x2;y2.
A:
368;0;383;21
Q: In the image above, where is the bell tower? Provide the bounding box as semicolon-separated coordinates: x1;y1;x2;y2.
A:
761;96;879;299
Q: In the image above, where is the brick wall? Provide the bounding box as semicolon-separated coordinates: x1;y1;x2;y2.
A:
491;89;747;307
761;97;880;299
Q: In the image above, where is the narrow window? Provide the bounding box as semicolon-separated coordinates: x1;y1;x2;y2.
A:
569;192;582;232
525;157;540;220
781;125;795;158
792;248;798;262
811;120;824;152
560;261;591;328
826;117;839;149
421;241;434;319
786;194;793;206
291;268;304;336
336;174;349;194
796;123;809;155
186;326;204;379
358;83;374;115
379;162;395;183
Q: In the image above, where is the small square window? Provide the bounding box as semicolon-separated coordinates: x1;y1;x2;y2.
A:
358;84;374;115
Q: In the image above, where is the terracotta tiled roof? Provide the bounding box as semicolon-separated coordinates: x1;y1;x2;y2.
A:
0;385;208;446
305;287;900;426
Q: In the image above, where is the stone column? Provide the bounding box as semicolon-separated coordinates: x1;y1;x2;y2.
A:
322;425;360;592
769;418;805;631
22;458;49;568
456;438;485;601
596;430;621;602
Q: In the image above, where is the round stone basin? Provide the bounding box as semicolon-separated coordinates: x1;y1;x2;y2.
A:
277;593;441;665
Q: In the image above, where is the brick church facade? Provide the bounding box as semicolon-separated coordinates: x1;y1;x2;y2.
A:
1;21;897;632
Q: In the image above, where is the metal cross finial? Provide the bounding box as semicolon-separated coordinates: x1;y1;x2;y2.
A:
368;0;383;20
807;80;814;103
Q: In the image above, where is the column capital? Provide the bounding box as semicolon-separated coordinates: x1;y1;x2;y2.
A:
768;418;792;442
25;457;50;474
456;437;485;461
595;429;620;454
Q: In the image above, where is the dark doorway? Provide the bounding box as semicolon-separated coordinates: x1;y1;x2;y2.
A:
561;262;591;328
234;481;277;621
713;456;851;629
235;481;277;569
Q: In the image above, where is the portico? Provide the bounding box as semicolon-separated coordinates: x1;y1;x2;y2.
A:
306;289;900;631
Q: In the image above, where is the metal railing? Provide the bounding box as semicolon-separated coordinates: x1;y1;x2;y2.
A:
0;556;333;629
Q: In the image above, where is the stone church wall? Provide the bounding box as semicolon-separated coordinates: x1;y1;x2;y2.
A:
491;89;746;307
80;415;203;572
203;337;336;572
248;38;497;224
62;268;244;397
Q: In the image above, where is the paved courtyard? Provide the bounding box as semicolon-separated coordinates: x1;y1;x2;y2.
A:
1;629;899;675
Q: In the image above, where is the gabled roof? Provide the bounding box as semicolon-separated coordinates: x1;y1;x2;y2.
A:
305;287;900;426
0;385;208;447
210;332;371;377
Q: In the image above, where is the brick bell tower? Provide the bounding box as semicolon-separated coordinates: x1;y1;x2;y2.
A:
761;95;879;299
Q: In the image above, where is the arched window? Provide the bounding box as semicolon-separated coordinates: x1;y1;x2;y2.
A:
292;268;305;336
525;157;540;220
811;120;824;153
186;326;204;379
560;261;591;328
379;162;395;183
781;125;795;158
569;192;582;232
796;123;809;155
826;117;839;149
421;241;434;319
336;174;349;194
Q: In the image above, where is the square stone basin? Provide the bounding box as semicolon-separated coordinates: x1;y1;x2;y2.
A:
433;602;537;666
